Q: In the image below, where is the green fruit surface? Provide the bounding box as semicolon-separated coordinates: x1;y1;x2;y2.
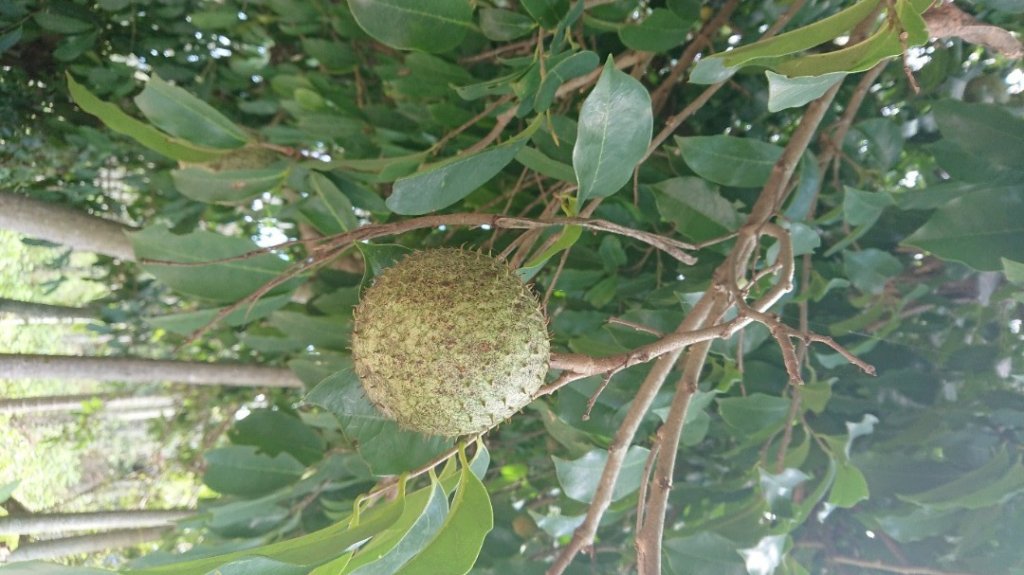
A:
352;249;549;436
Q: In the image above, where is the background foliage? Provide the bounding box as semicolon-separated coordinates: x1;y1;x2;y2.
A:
2;0;1023;574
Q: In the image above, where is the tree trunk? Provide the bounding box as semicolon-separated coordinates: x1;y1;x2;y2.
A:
0;394;176;416
0;298;100;321
0;510;192;535
0;192;136;261
4;527;169;562
0;354;302;388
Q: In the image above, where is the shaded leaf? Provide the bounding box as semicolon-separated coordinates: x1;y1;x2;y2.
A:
676;135;782;188
134;75;249;149
348;0;473;53
552;446;650;503
619;9;692;53
203;446;306;498
171;163;289;204
652;177;743;242
230;409;327;466
144;293;291;335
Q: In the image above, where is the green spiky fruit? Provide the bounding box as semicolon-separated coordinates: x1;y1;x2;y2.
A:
352;249;550;437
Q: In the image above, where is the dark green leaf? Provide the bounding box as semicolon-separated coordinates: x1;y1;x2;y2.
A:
652;177;744;242
171;163;289;204
514;146;576;182
663;532;747;575
574;59;653;204
899;451;1024;511
230;409;327;466
33;12;92;33
134;75;249;149
552;446;650;503
67;73;226;162
0;26;21;55
479;8;536;41
843;187;894;227
618;9;692;53
903;188;1024;271
348;0;473;53
930;99;1024;172
676;135;783;188
535;50;600;112
844;248;902;294
387;117;541;215
717;393;790;436
203;446;305;497
130;225;295;303
144;293;291;335
268;311;350;351
306;172;359;233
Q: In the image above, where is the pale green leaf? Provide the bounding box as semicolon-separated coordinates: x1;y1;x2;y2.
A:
134;75;249;149
348;0;473;53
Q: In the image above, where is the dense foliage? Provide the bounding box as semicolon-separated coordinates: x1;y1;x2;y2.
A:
2;0;1024;574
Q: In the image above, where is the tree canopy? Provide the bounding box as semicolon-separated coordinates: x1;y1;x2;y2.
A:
2;0;1024;574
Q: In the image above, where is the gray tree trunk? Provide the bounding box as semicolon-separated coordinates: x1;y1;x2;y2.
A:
0;192;136;261
0;298;100;321
0;509;192;535
0;394;176;416
4;527;168;562
0;354;302;388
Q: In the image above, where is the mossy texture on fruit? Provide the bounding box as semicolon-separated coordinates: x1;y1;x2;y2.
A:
352;249;549;437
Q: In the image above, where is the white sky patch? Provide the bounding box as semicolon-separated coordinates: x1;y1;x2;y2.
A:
1007;68;1024;94
255;221;288;248
900;169;921;188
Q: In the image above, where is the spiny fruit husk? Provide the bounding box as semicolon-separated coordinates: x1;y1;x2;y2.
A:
352;248;550;437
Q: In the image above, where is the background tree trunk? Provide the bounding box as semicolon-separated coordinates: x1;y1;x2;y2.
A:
0;298;100;321
0;192;136;261
0;509;192;535
0;354;302;388
3;527;169;562
0;394;176;416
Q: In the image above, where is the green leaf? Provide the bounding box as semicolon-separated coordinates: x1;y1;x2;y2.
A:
843;187;894;227
268;310;351;351
652;177;744;243
930;100;1024;173
844;248;902;294
394;460;494;575
34;11;93;33
0;564;113;574
899;451;1024;511
358;243;414;288
552;446;650;503
479;8;536;41
66;73;226;162
829;463;869;508
903;188;1024;271
230;409;327;466
345;480;448;575
663;532;747;575
690;0;882;83
0;480;19;504
573;59;652;204
766;71;845;112
171;163;289;204
310;555;354;575
134;75;249;149
514;146;576;182
387;117;542;215
772;25;902;78
618;9;692;53
348;0;473;53
301;173;360;235
144;293;291;335
203;446;306;498
0;26;21;55
305;369;453;476
1003;258;1024;285
130;225;295;303
676;135;783;187
717;393;791;437
534;50;600;113
202;557;308;575
523;225;582;268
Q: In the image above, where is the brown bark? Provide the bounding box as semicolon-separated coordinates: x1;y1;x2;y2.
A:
0;192;136;261
0;394;175;415
0;354;302;388
0;509;192;535
4;527;169;562
0;298;101;321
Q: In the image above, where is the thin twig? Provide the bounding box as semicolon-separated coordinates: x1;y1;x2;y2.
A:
828;556;978;575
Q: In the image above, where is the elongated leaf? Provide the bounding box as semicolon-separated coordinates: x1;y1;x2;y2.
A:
130;226;295;303
573;59;652;204
203;446;306;497
66;73;225;162
171;163;289;204
387;117;542;215
479;8;536;41
268;310;350;351
552;446;650;503
676;135;783;188
134;75;249;149
618;8;692;53
348;0;473;53
144;293;291;335
345;480;448;574
904;188;1024;271
652;177;743;243
34;11;93;33
394;461;493;575
766;71;845;112
230;409;327;466
514;146;576;182
0;26;22;55
690;0;882;83
534;50;599;112
931;99;1024;172
307;172;358;233
899;451;1024;511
